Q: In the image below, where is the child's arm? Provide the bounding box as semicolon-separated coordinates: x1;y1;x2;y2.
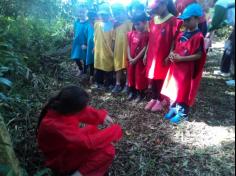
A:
133;47;147;62
171;51;202;62
127;45;133;62
143;44;149;65
165;42;175;65
76;106;108;125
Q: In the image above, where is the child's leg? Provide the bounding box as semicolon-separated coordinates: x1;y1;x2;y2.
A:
122;71;129;94
89;64;94;77
95;69;104;85
135;61;147;103
112;70;123;93
78;144;115;176
127;87;137;101
151;79;164;101
89;64;94;84
148;79;167;112
104;71;114;89
75;60;83;71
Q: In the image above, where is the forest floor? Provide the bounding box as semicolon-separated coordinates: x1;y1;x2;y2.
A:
4;39;235;176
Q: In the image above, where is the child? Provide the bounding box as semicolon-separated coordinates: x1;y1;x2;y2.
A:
86;9;97;84
71;5;89;76
127;13;149;102
144;0;182;112
161;3;207;124
94;3;114;90
175;0;208;36
37;86;122;175
112;4;133;93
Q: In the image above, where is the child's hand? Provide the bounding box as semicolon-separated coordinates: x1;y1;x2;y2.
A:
170;53;182;62
81;45;87;50
164;52;173;65
104;115;114;126
128;55;133;62
130;58;137;65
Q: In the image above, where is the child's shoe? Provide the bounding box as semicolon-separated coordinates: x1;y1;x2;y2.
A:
122;85;129;95
151;100;164;112
170;114;188;124
128;91;136;101
105;85;114;92
226;80;235;87
164;107;176;120
112;85;123;93
145;99;157;111
135;92;144;103
94;84;105;91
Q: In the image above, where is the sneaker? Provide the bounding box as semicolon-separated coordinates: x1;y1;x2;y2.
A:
122;85;129;94
213;70;230;77
89;76;94;84
226;80;235;87
94;84;105;91
221;73;231;77
151;100;164;112
134;93;144;103
170;114;188;124
128;92;136;101
112;85;123;93
105;85;114;92
145;99;157;111
164;108;176;120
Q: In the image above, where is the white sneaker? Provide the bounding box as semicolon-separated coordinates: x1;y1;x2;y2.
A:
221;73;231;77
213;70;230;77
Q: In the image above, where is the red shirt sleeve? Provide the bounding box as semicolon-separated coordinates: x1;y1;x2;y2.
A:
52;123;122;151
76;106;107;125
85;124;123;149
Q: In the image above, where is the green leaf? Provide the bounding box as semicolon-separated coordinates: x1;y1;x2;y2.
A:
0;77;12;87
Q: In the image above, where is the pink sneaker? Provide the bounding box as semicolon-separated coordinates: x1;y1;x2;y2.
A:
145;99;157;111
151;100;164;112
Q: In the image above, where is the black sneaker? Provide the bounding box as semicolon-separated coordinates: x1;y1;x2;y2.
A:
127;92;136;101
134;94;144;103
112;85;123;93
122;85;129;95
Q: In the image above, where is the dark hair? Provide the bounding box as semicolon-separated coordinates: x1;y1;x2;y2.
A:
167;0;178;16
37;86;89;132
132;12;149;23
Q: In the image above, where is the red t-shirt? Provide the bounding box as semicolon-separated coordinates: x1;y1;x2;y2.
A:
161;31;206;106
146;16;183;80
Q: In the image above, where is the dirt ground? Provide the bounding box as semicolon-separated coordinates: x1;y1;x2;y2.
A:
5;40;235;176
87;44;235;176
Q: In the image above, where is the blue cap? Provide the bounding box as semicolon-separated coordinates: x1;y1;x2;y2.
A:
179;3;203;20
